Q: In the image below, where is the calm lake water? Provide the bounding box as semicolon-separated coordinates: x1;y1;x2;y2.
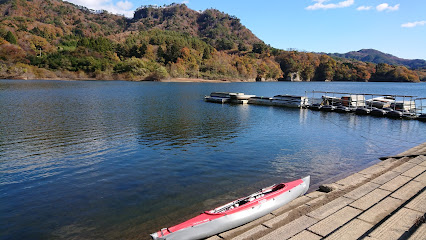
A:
0;80;425;239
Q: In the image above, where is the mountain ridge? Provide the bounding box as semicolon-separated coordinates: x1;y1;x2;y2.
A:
328;49;426;70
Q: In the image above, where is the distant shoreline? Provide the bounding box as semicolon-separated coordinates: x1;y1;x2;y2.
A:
0;77;254;83
1;77;424;83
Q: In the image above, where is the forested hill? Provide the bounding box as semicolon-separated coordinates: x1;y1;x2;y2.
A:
0;0;424;82
329;49;426;70
129;4;261;50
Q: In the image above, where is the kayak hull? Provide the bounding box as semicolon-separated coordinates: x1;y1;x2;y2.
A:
151;176;310;240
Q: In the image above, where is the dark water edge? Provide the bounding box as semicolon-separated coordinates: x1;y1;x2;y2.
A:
0;80;425;240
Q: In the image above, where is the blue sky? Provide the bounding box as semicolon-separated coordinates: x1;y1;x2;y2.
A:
65;1;426;60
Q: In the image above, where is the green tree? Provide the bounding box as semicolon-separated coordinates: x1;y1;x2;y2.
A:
5;31;17;44
252;43;267;54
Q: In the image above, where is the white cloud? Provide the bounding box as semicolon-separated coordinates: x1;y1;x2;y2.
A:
401;20;426;28
376;3;400;12
65;0;135;18
182;0;189;4
306;0;354;10
357;6;372;11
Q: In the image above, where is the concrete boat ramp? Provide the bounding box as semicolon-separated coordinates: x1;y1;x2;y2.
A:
207;143;426;240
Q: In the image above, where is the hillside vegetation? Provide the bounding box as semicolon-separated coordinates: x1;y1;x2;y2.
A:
0;0;424;82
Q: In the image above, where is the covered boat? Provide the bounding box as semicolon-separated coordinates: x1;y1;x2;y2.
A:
204;92;231;103
341;95;365;108
204;92;256;104
247;96;274;106
150;176;310;240
271;95;308;108
366;96;394;109
229;92;256;100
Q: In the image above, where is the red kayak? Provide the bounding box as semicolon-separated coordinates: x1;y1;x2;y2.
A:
150;176;310;240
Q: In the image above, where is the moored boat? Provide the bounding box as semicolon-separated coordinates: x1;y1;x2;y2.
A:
271;95;308;108
205;92;256;104
309;103;322;111
341;95;365;108
210;92;232;98
229;92;256;100
204;92;231;103
387;110;403;118
390;101;416;111
204;96;230;103
355;107;371;115
366;96;395;109
335;106;356;113
370;108;388;117
150;176;310;240
321;105;336;112
247;96;274;105
417;114;426;122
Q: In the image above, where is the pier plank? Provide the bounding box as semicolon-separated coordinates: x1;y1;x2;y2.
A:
359;164;385;177
304;195;327;206
377;158;399;168
307;197;354;220
263;211;290;229
391;162;417;173
357;196;403;224
305;191;326;199
231;225;269;240
205;235;222;240
419;158;426;167
370;170;400;185
401;165;426;178
325;218;373;240
258;215;317;240
391;180;424;201
349;188;391;211
271;196;311;216
404;189;426;213
335;173;368;188
307;206;361;237
358;164;386;178
379;175;411;192
343;182;380;200
368;207;424;239
413;171;426;184
408;223;426;240
408;156;425;164
289;230;322;240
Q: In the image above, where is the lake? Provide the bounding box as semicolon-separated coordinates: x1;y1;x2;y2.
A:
0;80;425;239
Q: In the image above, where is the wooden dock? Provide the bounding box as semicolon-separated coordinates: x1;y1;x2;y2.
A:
207;143;426;240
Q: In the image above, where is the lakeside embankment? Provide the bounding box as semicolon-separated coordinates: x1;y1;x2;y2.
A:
1;76;247;82
206;143;426;240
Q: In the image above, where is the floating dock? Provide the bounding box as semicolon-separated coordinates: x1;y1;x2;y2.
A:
205;91;426;121
207;142;426;240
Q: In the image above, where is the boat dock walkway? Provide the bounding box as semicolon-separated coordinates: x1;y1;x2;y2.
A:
207;143;426;240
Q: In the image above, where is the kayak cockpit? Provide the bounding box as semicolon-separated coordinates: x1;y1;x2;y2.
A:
209;183;286;214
